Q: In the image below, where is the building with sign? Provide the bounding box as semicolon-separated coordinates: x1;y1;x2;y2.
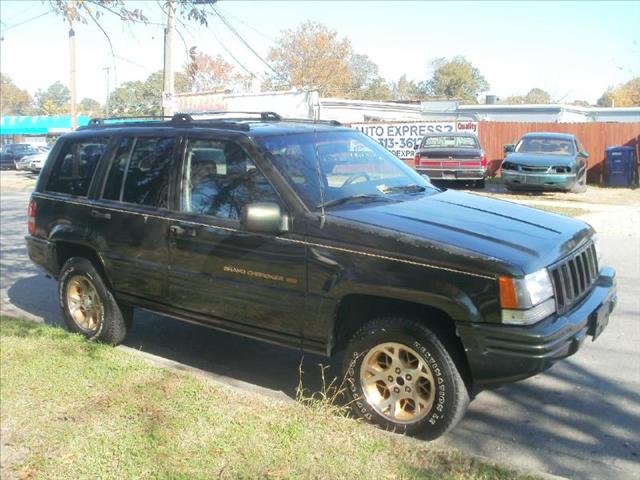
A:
0;115;90;145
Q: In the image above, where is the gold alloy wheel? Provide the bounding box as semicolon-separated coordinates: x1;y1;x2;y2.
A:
360;342;436;424
66;275;103;332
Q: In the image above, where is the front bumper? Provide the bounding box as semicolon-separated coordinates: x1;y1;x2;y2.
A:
416;167;486;181
502;170;576;190
457;267;617;388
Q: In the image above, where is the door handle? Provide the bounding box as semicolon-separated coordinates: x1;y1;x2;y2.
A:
91;209;111;220
170;224;197;237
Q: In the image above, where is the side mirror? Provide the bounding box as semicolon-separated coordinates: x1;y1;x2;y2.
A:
241;202;289;234
579;151;589;158
504;144;515;154
414;143;420;151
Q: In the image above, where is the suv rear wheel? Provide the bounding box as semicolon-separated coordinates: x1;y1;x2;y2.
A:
343;317;469;438
59;257;131;345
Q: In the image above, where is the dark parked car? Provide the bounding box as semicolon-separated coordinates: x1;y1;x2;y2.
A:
26;113;617;438
501;132;589;192
414;132;486;188
0;143;40;169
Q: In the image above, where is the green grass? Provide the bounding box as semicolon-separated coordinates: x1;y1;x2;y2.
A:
0;316;537;479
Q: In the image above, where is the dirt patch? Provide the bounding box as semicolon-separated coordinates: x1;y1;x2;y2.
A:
474;182;640;206
0;172;37;193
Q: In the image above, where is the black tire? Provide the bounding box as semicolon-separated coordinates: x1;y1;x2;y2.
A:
474;179;486;189
571;170;587;193
342;317;470;439
58;257;131;345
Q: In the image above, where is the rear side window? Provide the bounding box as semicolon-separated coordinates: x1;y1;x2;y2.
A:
121;137;175;208
46;137;109;196
102;137;134;201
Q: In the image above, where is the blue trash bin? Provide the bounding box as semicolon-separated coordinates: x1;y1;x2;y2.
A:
605;146;637;187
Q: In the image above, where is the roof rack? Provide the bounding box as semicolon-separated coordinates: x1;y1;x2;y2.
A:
175;111;341;126
80;111;342;130
87;115;174;126
177;111;282;121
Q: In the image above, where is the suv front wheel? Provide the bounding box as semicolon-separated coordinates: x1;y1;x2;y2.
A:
343;317;469;438
58;257;131;345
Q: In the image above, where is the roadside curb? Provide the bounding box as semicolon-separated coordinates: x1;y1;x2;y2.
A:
117;344;294;403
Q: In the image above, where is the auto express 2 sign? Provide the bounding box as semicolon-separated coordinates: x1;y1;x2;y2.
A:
352;121;479;159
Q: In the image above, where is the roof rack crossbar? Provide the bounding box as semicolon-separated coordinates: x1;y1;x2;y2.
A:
88;115;174;126
175;111;282;121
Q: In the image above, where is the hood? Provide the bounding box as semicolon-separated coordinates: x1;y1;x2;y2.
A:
505;152;575;166
327;189;592;276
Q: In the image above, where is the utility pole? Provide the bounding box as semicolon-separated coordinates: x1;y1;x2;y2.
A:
162;0;176;117
103;66;111;116
69;27;77;129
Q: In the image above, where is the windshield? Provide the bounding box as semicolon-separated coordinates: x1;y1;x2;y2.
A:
516;137;575;156
421;136;479;149
255;130;437;209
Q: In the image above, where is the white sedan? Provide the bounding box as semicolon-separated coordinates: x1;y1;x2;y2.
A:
25;151;49;173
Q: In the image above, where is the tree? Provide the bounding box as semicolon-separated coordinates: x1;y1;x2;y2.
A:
48;1;209;27
35;81;71;115
107;70;191;115
392;75;424;101
79;97;102;114
347;54;392;100
523;88;551;104
0;74;34;115
265;21;353;96
185;48;248;92
503;88;552;104
422;56;489;104
571;99;591;107
597;78;640;107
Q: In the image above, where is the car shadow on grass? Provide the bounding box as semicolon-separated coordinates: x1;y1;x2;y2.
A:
6;274;334;398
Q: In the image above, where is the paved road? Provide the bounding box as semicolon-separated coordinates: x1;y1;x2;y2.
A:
1;178;639;480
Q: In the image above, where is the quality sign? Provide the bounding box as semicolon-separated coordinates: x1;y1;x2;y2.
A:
352;121;479;159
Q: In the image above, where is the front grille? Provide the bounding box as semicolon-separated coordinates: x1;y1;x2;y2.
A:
549;241;599;315
521;165;550;172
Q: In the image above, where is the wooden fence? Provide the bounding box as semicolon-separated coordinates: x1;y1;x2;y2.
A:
477;122;640;182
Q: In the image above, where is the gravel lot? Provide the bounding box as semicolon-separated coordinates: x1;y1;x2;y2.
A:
2;170;639;479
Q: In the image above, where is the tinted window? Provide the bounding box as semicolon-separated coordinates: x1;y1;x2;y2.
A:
256;131;435;209
103;137;134;201
46;138;109;196
182;139;279;220
121;137;175;208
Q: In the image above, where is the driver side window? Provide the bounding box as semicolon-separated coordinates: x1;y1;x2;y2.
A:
182;139;279;221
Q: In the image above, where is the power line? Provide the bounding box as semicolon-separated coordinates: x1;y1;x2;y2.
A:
210;6;279;76
1;2;38;24
214;5;276;44
0;10;52;33
204;21;257;78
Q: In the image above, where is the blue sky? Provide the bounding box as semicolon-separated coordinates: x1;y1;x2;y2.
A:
1;1;638;104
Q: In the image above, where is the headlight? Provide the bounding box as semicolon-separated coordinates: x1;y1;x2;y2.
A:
592;234;602;263
499;268;555;325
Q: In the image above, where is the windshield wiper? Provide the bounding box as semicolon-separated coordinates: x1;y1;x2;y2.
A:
318;194;386;209
383;184;426;194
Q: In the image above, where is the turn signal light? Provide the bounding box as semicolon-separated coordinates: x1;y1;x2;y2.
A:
498;276;519;309
27;198;36;235
481;153;487;167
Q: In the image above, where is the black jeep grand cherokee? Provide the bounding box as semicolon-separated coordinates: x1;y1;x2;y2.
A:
26;112;617;438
